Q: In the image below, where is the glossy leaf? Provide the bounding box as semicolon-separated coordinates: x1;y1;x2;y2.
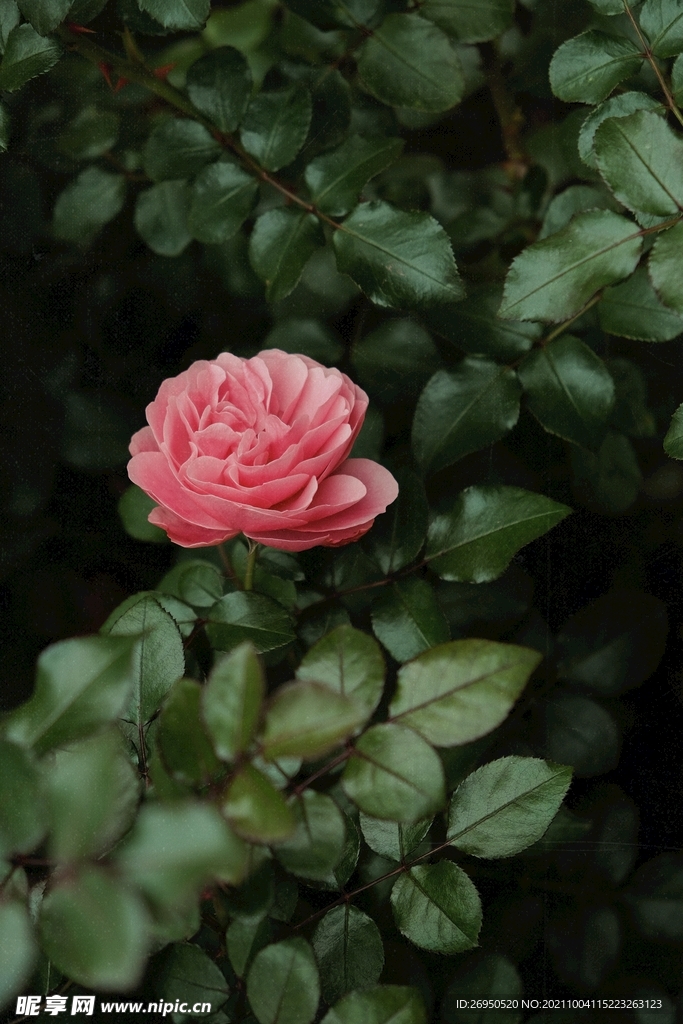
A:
134;181;192;257
53;167;126;246
0;23;61;91
261;680;362;761
276;790;346;881
0;740;45;857
577;92;663;170
352;320;441;406
334;201;464;309
157;677;222;785
0;901;36;1010
539;185;617;240
186;47;253;131
426;285;542;360
594;111;683;216
202;643;265;762
250;208;324;303
426;485;572;583
649;220;683;315
639;0;683;58
283;0;382;30
412;360;521;473
342;722;446;822
549;31;642;104
143;118;221;182
227;917;271;978
305;134;404;217
189;160;259;245
247;938;320;1024
358;14;464;112
599;266;683;341
295;624;385;722
321;986;426;1024
664;402;683;459
206;591;296;653
222;764;295;844
367;468;429;574
4;636;135;754
241;85;312;171
420;0;513;42
18;0;71;35
371;577;450;662
448;756;572;858
313;906;384;1005
391;861;482;953
359;813;432;862
389;639;541;747
137;0;210;30
499;210;642;322
157;559;223;608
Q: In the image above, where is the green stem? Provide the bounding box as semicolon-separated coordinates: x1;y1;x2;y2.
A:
244;541;259;592
621;0;683;129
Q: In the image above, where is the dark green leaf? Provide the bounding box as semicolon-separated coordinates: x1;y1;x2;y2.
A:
586;0;624;11
53;167;126;246
371;578;450;662
321;986;426;1024
189;160;259;245
358;14;464;112
156;943;229;1011
143;118;221;182
0;3;20;53
578;92;664;170
0;901;36;1010
426;485;572;583
158;559;223;608
352;320;441;405
227;917;272;978
202;643;265;761
118;484;168;543
0;103;9;152
320;811;361;891
134;180;192;257
0;740;45;857
276;790;346;881
607;358;656;437
305;134;404;217
39;866;149;990
570;430;642;514
313;906;384;1005
649;220;683;315
283;0;382;30
264;318;344;365
640;0;683;57
549;31;642;104
674;52;683;103
222;764;296;843
101;593;185;726
261;680;362;761
206;591;296;654
250;208;324;303
342;722;446;821
391;861;481;953
519;335;615;450
624;853;683;940
426;285;542;360
543;690;620;777
420;0;513;43
4;636;135;755
58;105;119;160
499;210;642;322
247;938;319;1024
539;185;618;240
137;0;210;30
157;677;222;785
66;0;109;23
334;201;463;309
241;85;312;172
664;402;683;459
442;955;522;1024
0;23;61;91
412;360;521;473
367;468;428;574
594;111;683;216
389;639;541;747
186;47;253;132
296;624;385;722
447;756;572;858
359;813;432;861
600;265;683;341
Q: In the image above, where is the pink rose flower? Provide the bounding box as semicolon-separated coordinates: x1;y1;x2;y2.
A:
127;349;398;552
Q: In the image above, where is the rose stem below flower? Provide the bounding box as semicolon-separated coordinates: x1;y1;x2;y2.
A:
244;540;259;592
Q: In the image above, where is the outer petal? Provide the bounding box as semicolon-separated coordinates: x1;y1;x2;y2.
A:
148;506;237;547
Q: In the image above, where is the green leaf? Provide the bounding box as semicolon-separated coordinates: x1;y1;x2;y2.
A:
674;52;683;103
158;560;223;609
143;117;221;182
599;266;683;341
276;791;346;881
549;31;642;104
241;84;312;171
664;402;683;459
250;208;324;303
4;635;135;755
321;986;426;1024
334;201;464;309
157;677;222;785
0;901;36;1010
283;0;382;30
649;220;683;315
391;861;481;953
412;360;521;474
53;167;126;246
296;624;385;723
577;92;664;170
358;14;464;112
594;111;683;216
247;938;320;1024
367;468;428;575
66;0;109;22
426;485;572;584
137;0;210;30
623;853;683;940
58;105;119;161
640;0;683;57
135;180;192;257
156;943;230;1012
543;690;620;777
118;484;168;543
206;591;296;654
571;430;642;514
227;917;272;977
420;0;513;43
320;811;361;891
313;906;384;1005
586;0;624;11
202;643;265;761
426;285;542;360
499;210;642;322
0;103;9;152
39;866;149;990
186;47;253;132
359;813;432;862
342;722;446;822
101;593;185;726
189;160;259;245
222;764;296;844
607;358;656;437
0;23;61;91
352;320;441;406
261;680;362;761
265;318;344;365
0;3;20;54
44;729;139;862
305;135;404;217
519;335;615;450
18;0;71;33
372;578;450;663
0;740;45;857
389;639;541;747
447;756;572;858
442;955;523;1022
539;185;618;240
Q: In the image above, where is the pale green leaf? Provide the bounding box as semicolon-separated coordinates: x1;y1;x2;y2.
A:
247;938;319;1024
261;680;362;761
295;624;385;722
202;643;265;761
222;764;295;843
0;901;36;1010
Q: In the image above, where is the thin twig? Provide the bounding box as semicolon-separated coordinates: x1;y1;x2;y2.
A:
622;0;683;128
